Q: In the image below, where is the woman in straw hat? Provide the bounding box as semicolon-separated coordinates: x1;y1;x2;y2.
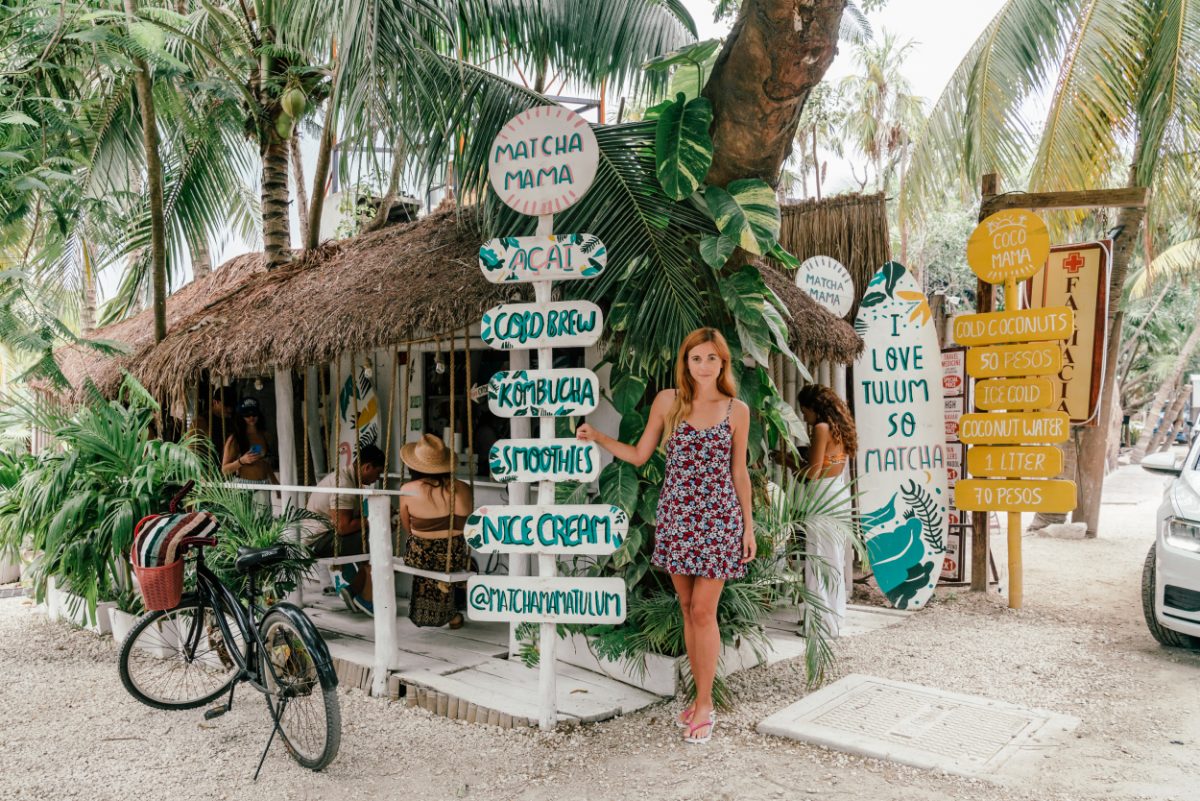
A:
399;433;474;628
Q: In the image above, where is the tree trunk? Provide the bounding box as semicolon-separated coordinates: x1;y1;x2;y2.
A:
1074;166;1147;535
1130;321;1200;461
1157;387;1190;454
81;240;97;337
364;132;408;234
124;0;167;342
261;128;291;269
290;135;310;249
812;127;821;200
191;236;211;280
703;0;846;187
306;99;336;251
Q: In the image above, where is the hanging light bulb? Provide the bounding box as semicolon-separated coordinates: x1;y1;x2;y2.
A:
363;366;373;380
434;356;446;375
254;378;264;391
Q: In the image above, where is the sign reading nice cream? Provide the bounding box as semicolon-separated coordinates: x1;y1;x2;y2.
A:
465;505;628;554
480;300;603;350
962;209;1076;609
479;234;607;283
853;261;949;611
795;255;855;318
467;576;627;624
488;106;600;216
487;368;599;418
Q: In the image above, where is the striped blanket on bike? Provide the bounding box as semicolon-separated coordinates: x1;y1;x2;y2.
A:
133;512;220;568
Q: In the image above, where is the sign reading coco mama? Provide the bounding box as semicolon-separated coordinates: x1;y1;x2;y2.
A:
479;234;607;283
966;209;1051;284
465;504;627;554
466;576;627;624
488;107;600;216
487;368;599;418
480;301;603;350
795;255;855;318
488;438;601;484
853;261;949;611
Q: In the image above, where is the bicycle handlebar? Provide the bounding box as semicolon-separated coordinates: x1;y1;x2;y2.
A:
169;480;196;513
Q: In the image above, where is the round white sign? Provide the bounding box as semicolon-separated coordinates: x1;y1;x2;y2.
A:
488;107;599;217
796;255;855;318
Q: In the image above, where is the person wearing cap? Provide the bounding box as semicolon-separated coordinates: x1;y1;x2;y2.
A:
303;444;386;616
398;434;474;628
221;397;274;482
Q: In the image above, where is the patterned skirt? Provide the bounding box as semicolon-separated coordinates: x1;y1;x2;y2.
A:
407;535;472;628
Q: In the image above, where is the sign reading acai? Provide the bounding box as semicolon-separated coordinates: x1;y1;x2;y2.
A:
488;107;599;216
479;234;606;283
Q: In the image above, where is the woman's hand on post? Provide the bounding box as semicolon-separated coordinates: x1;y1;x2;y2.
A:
741;527;757;563
576;423;603;447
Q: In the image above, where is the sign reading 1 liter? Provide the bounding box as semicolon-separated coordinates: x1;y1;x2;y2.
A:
469;105;626;633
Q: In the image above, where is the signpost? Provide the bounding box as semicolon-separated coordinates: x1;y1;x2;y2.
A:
471;106;624;730
962;209;1076;608
795;255;855;318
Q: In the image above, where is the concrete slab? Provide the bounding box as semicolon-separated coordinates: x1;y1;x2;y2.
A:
757;673;1080;777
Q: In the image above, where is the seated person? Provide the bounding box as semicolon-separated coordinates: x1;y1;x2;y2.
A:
398;434;473;629
302;445;386;617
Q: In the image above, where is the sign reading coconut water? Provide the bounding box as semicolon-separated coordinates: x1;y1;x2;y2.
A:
480;301;603;350
795;255;855;318
488;107;600;216
465;504;627;554
466;576;627;624
853;261;950;610
958;411;1070;444
488;438;601;484
487;368;599;418
479;234;607;283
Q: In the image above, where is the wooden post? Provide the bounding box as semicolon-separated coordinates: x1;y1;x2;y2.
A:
971;173;998;592
304;365;326;478
1004;276;1023;609
367;493;397;697
274;367;301;604
507;348;532;658
534;214;557;732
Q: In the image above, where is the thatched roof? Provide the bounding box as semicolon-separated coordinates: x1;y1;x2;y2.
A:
759;263;862;364
779;192;892;322
133;208;526;399
53;252;266;399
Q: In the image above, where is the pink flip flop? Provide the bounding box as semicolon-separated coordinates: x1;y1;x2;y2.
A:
684;712;716;744
676;707;694;729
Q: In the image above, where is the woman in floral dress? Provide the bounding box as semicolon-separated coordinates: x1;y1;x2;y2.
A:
577;328;754;744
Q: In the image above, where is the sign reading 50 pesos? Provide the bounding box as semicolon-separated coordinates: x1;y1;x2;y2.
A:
480;301;603;350
465;504;628;554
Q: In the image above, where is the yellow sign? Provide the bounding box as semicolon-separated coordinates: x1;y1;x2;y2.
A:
958;411;1070;444
967;209;1051;284
975;377;1055;411
967;446;1064;478
953;307;1074;346
966;342;1063;379
955;479;1077;513
1026;241;1110;424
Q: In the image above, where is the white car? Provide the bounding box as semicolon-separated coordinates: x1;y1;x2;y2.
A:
1141;447;1200;648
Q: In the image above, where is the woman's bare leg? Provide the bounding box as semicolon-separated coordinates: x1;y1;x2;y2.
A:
670;573;697;724
686;576;725;737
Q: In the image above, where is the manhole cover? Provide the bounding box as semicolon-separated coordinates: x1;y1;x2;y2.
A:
758;674;1079;775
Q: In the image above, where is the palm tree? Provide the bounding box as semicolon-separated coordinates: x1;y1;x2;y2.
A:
900;0;1200;535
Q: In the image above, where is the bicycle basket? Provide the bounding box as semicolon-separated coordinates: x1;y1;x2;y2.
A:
132;511;220;611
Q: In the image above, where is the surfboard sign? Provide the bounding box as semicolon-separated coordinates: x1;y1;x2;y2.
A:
480;301;603;351
466;576;626;624
487;368;598;418
853;261;949;610
487;106;600;216
465;504;627;554
479;234;607;283
488;438;601;484
336;360;380;474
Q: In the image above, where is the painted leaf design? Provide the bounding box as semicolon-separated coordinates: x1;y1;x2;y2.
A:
655;94;714;200
704;179;780;256
861;493;898;532
882;261;906;297
859;291;886;308
866;517;925;595
479;245;503;271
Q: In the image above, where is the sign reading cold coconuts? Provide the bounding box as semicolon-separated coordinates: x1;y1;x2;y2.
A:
954;208;1075;608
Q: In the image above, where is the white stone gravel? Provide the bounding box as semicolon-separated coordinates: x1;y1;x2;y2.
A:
2;463;1198;801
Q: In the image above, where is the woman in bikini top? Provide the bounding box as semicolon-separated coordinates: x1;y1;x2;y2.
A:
796;384;857;480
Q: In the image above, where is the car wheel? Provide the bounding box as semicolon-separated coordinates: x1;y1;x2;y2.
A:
1142;544;1200;648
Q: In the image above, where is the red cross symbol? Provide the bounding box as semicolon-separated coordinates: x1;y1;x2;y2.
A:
1062;252;1086;274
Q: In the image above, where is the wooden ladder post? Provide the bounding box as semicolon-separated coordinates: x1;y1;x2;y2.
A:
368;493;397;696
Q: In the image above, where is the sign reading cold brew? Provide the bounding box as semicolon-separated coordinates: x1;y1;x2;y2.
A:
488;107;600;216
487;368;599;418
488;438;601;484
480;300;603;350
465;504;628;554
479;234;607;283
467;576;627;624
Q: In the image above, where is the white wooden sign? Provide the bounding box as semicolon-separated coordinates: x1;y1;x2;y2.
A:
488;438;601;484
466;576;627;624
488;107;599;216
481;301;603;350
479;234;607;283
465;504;628;554
796;255;855;318
488;368;599;418
853;262;949;611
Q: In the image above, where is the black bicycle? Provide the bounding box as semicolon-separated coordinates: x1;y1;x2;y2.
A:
117;482;340;776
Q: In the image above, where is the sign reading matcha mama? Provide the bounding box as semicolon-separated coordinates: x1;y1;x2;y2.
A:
487;107;599;216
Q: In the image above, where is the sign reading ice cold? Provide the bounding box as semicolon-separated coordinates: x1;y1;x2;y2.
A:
465;504;627;554
795;256;854;318
487;368;599;418
853;262;949;610
488;107;599;216
488;438;601;484
479;234;606;284
480;300;603;350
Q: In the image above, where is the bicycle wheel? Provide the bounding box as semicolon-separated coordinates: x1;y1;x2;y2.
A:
118;596;245;710
259;609;340;770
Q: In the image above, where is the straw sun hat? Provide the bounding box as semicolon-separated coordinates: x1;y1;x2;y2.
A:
400;433;455;474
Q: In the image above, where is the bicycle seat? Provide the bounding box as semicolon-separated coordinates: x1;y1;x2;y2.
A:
235;545;290;573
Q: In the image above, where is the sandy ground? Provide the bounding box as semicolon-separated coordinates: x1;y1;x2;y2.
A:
2;463;1198;801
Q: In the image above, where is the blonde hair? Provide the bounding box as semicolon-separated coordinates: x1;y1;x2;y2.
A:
664;328;738;443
